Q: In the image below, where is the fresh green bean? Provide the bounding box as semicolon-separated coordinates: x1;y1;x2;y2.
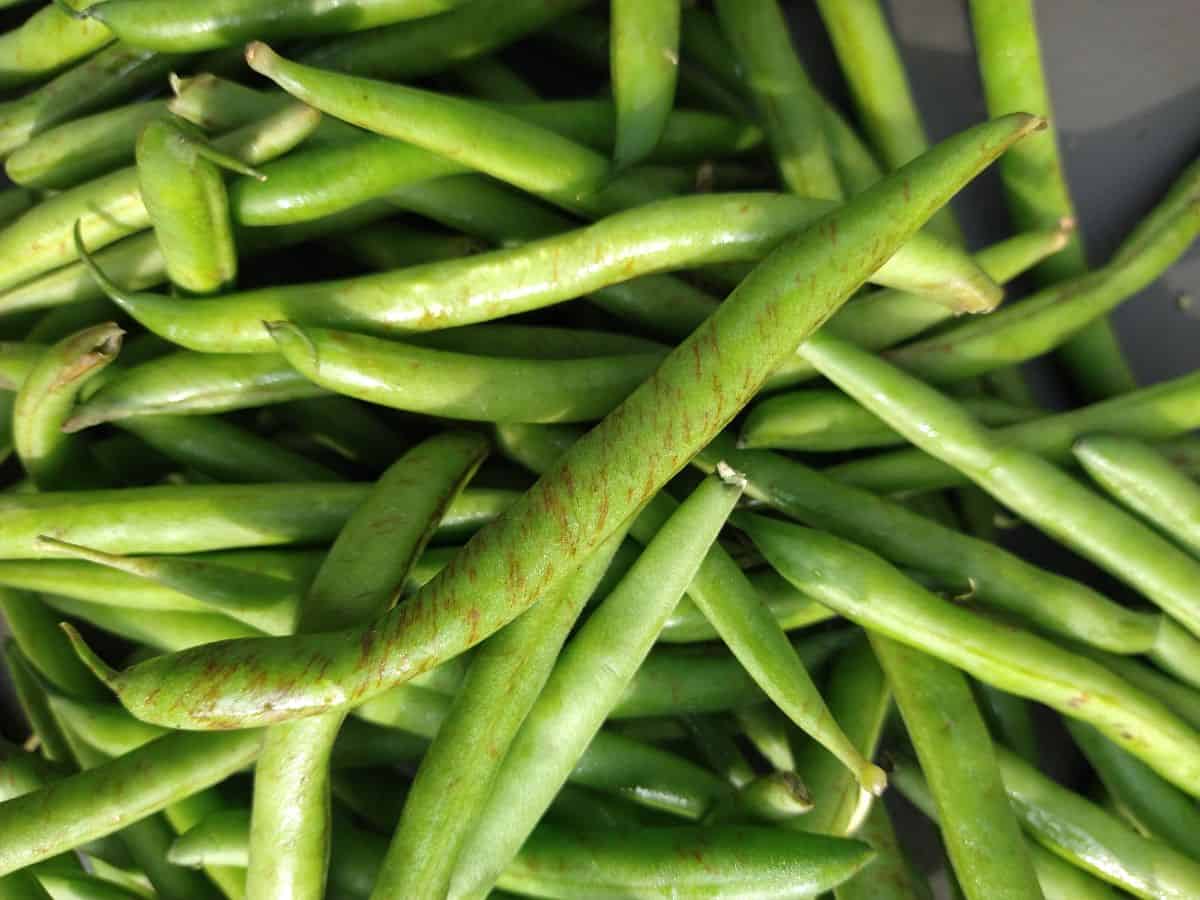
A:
136;122;262;295
1075;434;1200;557
872;636;1041;900
726;770;813;824
974;682;1039;765
741;512;1200;796
65;114;1038;730
804;330;1200;640
249;432;487;900
268;322;665;423
741;388;1038;452
442;472;744;899
1161;435;1200;479
969;0;1136;399
1;587;106;700
0;41;185;159
333;222;482;271
0;186;34;226
1073;646;1200;731
658;568;836;642
33;871;149;900
78;0;470;52
887;156;1200;384
791;636;890;838
5;100;168;190
0;730;261;876
13;323;122;490
406;323;667;358
828;370;1200;494
91;190;1000;354
49;594;263;649
611;0;681;168
452;56;539;103
995;745;1200;899
0;1;114;93
835;803;932;900
3;639;74;762
715;0;842;199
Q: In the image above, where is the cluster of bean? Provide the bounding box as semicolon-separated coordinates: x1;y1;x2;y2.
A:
0;0;1195;898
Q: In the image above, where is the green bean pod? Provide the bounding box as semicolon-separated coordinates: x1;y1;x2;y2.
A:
453;55;539;102
1073;647;1200;732
715;0;842;199
13;323;122;490
5;100;168;191
136;120;261;295
803;331;1200;640
828;370;1200;494
49;595;263;649
995;746;1200;899
268;322;666;423
0;1;113;93
63;113;1040;730
2;640;74;763
0;41;185;160
334;222;482;271
80;0;470;52
1075;434;1200;557
442;472;744;899
658;568;835;642
89;192;1000;354
835;803;932;900
3;586;107;701
871;636;1041;900
33;871;149;900
741;388;1038;452
611;0;681;168
741;513;1200;796
0;103;321;297
0;186;33;229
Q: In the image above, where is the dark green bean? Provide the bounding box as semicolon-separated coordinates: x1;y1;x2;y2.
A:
452;55;539;102
3;639;74;763
1;587;106;701
333;222;482;271
611;0;681;168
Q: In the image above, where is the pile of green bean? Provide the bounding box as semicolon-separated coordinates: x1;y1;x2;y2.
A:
0;0;1195;897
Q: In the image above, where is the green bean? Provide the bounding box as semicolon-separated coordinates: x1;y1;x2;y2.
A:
887;153;1200;385
1073;647;1200;732
1;587;106;700
994;745;1200;899
249;432;486;900
804;331;1200;641
46;694;166;759
0;737;72;800
334;222;482;271
301;0;593;80
0;1;113;93
78;0;470;52
974;682;1039;765
1161;435;1200;479
0;728;261;876
1075;434;1200;557
50;595;262;649
452;56;539;103
166;72;347;141
374;530;629;899
34;871;149;900
969;0;1136;399
408;323;667;358
3;639;74;762
658;568;835;642
491;421;885;795
443;472;744;899
0;186;33;226
0;41;185;160
741;388;1038;452
268;322;666;423
0;103;322;295
828;370;1200;494
814;0;963;244
724;770;813;824
873;636;1041;900
136;122;262;296
13;323;122;490
6;100;168;190
715;0;841;199
611;0;681;168
0;342;53;388
741;512;1200;796
66;113;1038;731
93;190;1000;354
835;803;932;900
733;703;796;772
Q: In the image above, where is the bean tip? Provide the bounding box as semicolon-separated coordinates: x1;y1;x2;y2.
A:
715;460;748;491
244;41;278;74
860;762;888;797
60;623;118;686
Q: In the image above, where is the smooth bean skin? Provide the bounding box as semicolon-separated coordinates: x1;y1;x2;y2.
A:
66;114;1038;730
871;636;1041;900
742;514;1200;796
995;746;1200;899
269;323;666;423
0;1;113;92
804;331;1200;641
741;388;1038;452
445;474;743;899
82;0;470;51
828;370;1200;494
0;587;108;701
13;323;122;490
611;0;681;168
2;640;75;763
5;100;168;191
1074;434;1200;557
658;569;835;642
49;594;264;649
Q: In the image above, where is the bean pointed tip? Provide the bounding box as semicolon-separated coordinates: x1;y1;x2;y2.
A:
60;623;118;686
715;460;748;491
861;762;888;797
245;41;279;75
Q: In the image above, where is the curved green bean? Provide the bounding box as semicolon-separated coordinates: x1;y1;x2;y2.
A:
13;323;122;490
0;1;113;93
2;586;107;702
804;330;1200;640
442;472;744;899
2;639;75;763
1075;434;1200;557
828;370;1200;494
611;0;681;168
741;388;1037;452
741;513;1200;796
48;594;263;649
63;113;1038;729
871;635;1041;900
